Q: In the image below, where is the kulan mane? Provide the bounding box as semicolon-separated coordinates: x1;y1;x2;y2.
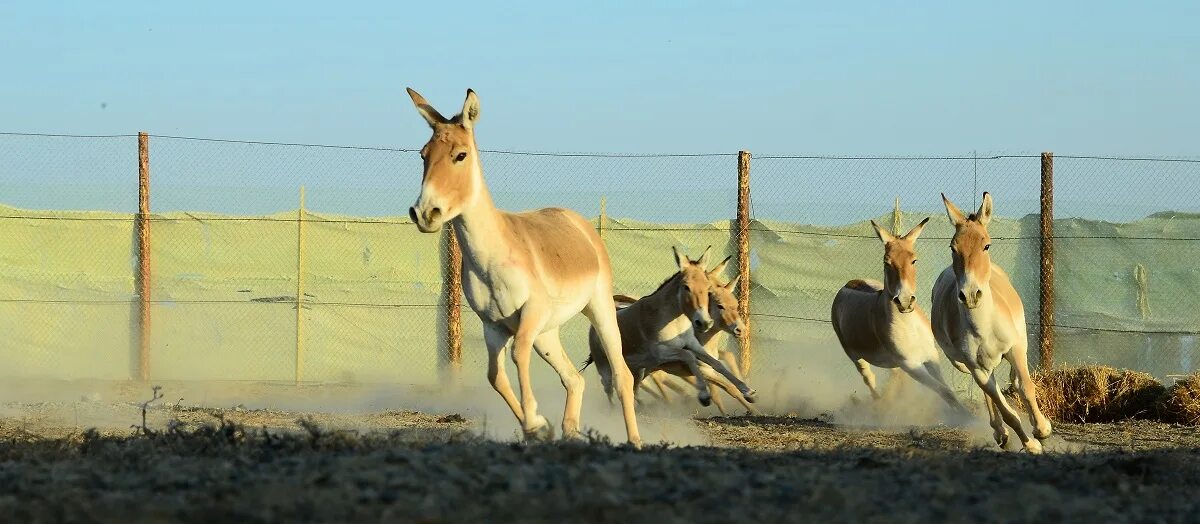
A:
646;272;683;298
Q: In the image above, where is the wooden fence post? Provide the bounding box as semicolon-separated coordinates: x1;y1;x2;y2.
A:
136;132;151;381
891;196;902;235
295;186;306;384
445;225;463;373
599;196;607;242
1039;152;1055;369
736;150;753;375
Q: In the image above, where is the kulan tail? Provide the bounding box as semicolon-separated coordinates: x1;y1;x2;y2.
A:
579;354;595;372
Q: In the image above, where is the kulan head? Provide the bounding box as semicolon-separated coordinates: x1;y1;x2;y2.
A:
942;192;995;310
406;88;483;234
705;256;744;337
673;246;714;331
870;216;930;313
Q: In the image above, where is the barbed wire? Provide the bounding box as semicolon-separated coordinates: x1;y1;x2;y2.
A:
0;297;440;309
3;295;1194;336
0;214;1196;241
754;154;1041;160
150;133;729;155
0;132;138;139
749;312;1200;335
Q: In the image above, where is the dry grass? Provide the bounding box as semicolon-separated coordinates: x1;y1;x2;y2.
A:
1159;373;1200;426
1008;366;1165;423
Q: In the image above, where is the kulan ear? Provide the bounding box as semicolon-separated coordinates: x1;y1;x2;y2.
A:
460;89;481;129
407;88;447;127
696;245;713;268
942;193;967;226
673;246;688;271
708;255;732;277
870;220;895;244
725;274;740;290
903;216;932;242
977;192;993;226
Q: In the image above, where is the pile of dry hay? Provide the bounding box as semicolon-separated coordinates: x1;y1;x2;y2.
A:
1159;373;1200;425
1006;366;1165;423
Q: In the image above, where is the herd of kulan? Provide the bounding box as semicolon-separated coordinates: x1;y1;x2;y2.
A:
404;88;1052;454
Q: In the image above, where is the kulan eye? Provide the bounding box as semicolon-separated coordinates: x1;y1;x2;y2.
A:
984;244;992;251
717;305;725;310
454;152;467;162
912;259;918;265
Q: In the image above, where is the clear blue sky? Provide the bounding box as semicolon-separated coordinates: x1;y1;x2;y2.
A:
1;2;1198;222
2;1;1197;154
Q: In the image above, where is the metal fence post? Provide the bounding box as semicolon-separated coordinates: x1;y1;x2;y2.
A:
136;132;152;381
445;225;463;373
736;150;753;375
1039;151;1055;369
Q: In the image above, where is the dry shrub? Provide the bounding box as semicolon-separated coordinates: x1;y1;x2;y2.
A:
1007;366;1165;423
1159;373;1200;426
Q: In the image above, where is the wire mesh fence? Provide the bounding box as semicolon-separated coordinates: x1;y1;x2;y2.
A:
0;132;1197;386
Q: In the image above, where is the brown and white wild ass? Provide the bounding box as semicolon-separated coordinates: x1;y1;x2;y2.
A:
931;193;1052;453
584;248;756;407
405;88;641;446
831;217;968;416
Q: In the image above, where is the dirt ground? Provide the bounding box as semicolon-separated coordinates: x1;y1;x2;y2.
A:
0;380;1198;523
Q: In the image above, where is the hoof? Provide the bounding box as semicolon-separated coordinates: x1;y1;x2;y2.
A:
562;429;584;442
1034;423;1053;440
1023;439;1044;454
629;438;644;450
523;416;554;442
742;389;758;403
698;393;712;407
995;431;1010;449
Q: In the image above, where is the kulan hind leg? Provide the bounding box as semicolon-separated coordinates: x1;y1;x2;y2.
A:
584;293;643;448
533;329;585;439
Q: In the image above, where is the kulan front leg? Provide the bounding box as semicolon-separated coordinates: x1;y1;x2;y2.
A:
483;323;524;427
971;367;1041;454
1006;347;1053;439
853;358;882;400
699;365;760;415
676;351;714;407
513;308;551;441
688;345;757;402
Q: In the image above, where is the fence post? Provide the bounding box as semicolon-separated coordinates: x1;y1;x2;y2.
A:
736;150;753;375
891;196;902;235
599;196;607;242
295;186;306;384
445;225;463;374
1039;152;1055;369
136;132;152;381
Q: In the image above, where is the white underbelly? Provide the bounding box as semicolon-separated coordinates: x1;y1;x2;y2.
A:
463;266;593;332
